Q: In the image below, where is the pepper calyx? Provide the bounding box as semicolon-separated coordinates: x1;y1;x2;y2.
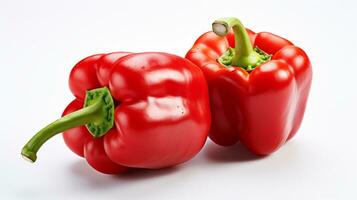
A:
84;87;115;137
213;17;271;71
218;46;271;71
21;87;115;163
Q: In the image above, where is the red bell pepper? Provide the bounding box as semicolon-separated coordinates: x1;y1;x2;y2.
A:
186;17;312;155
21;52;211;174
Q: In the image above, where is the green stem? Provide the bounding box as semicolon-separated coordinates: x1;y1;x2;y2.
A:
212;17;270;70
21;87;114;163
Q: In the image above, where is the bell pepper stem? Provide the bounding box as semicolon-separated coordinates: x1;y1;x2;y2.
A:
21;87;115;163
21;100;104;162
213;18;253;57
212;17;270;70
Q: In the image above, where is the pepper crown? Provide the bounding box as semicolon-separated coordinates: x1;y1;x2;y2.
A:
212;17;271;71
21;87;115;163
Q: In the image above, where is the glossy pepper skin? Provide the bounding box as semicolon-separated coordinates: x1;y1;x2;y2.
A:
22;52;211;174
186;17;312;155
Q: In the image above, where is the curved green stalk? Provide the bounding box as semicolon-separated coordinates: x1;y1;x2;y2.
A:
21;87;114;162
212;17;271;70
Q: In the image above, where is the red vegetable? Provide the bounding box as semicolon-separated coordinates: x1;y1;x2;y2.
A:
186;17;312;155
21;52;211;174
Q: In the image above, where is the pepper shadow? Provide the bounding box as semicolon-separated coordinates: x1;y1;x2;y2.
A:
69;159;180;188
203;141;264;163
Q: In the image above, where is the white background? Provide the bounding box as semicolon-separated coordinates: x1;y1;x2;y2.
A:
1;0;356;199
